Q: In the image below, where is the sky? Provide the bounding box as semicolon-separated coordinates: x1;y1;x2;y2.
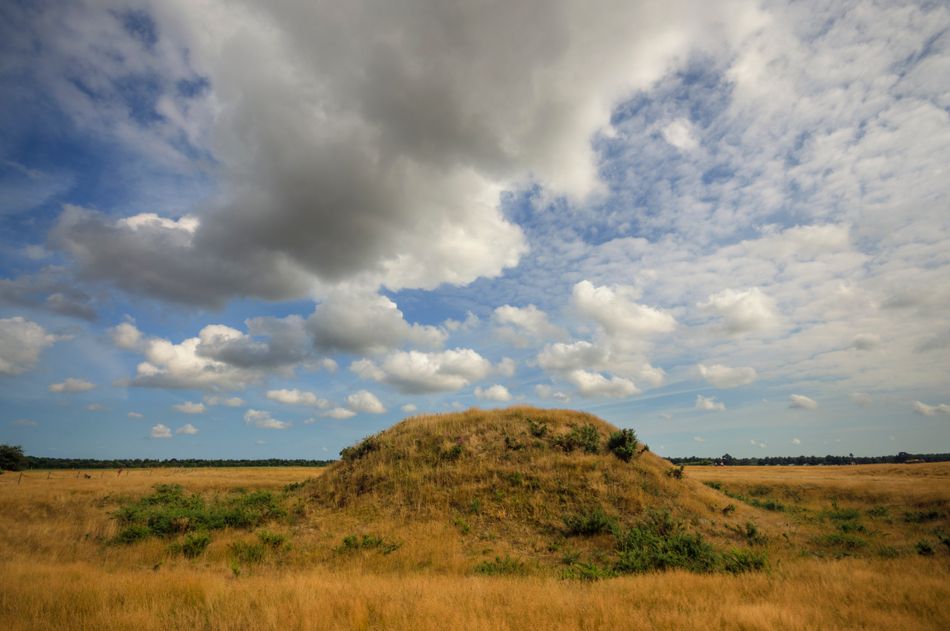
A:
1;0;948;460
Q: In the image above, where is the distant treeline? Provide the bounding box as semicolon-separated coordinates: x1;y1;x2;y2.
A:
21;456;334;470
668;452;950;466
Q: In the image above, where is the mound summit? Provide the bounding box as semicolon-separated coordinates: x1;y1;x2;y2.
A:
302;407;769;575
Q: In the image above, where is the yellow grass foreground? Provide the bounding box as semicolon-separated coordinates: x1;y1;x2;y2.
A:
1;458;948;629
1;557;947;631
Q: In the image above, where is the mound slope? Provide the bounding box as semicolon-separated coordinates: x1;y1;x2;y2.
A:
303;407;769;574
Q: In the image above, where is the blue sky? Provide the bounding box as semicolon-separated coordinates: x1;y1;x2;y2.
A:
1;0;949;459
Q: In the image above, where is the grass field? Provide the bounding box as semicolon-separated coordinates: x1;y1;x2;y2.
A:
1;461;948;630
2;406;949;631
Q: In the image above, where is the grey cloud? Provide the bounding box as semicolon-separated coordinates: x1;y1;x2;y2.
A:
52;205;311;309
196;315;312;368
0;268;97;321
307;292;445;355
45;0;758;305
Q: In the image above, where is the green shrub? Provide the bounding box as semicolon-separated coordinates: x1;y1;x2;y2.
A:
441;443;464;461
751;499;786;512
114;524;151;544
866;506;889;518
614;510;720;574
554;424;601;454
561;562;617;581
257;530;288;550
877;546;900;559
824;506;861;521
111;484;287;542
340;436;379;462
838;521;867;534
744;521;767;545
816;533;868;551
474;555;527;576
703;481;723;491
340;533;401;554
504;471;524;486
229;540;265;564
564;507;616;536
178;531;211;558
606;429;639;462
904;510;941;523
615;527;718;574
666;465;685;479
721;548;768;574
527;419;548;438
503;435;524;451
916;540;935;556
722;504;736;515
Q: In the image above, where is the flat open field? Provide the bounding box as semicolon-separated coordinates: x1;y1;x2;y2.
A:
1;463;948;630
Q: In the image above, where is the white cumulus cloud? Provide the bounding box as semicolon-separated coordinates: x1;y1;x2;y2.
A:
695;395;726;411
572;280;676;337
150;424;172;439
265;389;329;408
474;384;512;402
0;317;60;375
911;401;950;416
567;370;638;398
352;348;492;394
492;304;565;347
699;287;779;334
789;394;818;410
346;390;386;414
243;409;291;429
49;378;95;393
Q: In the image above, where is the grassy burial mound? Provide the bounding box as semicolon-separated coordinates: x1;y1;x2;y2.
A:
303;406;770;577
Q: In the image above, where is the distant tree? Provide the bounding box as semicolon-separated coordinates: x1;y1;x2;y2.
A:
0;444;28;471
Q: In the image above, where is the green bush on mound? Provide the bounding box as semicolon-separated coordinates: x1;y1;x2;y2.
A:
606;429;639;462
563;507;617;536
553;424;602;454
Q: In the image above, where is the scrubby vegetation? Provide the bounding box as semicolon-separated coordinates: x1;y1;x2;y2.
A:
606;429;640;462
339;533;401;555
112;483;286;541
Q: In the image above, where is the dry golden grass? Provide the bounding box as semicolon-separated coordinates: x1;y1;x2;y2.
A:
689;462;950;555
1;558;947;630
1;407;948;629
